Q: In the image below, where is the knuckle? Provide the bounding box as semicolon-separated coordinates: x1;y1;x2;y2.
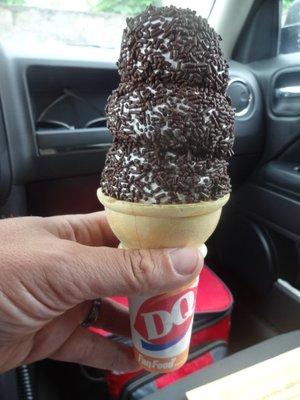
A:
106;344;135;373
106;345;123;371
49;241;78;276
75;339;96;365
43;241;84;304
125;249;158;294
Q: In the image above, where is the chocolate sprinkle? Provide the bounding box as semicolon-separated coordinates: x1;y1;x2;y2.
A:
106;84;234;159
100;5;235;204
101;144;231;204
118;6;229;92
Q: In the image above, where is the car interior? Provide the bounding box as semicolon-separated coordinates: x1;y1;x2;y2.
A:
0;0;299;399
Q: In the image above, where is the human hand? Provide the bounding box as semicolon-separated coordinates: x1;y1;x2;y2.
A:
0;213;202;373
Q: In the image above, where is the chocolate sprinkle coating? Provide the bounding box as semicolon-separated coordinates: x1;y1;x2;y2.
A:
101;144;230;204
118;5;229;93
106;84;234;159
100;5;235;204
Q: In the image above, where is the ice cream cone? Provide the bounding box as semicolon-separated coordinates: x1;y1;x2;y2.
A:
96;2;234;374
97;189;229;249
97;189;229;373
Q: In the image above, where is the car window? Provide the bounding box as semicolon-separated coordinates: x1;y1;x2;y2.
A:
280;0;300;54
0;0;214;52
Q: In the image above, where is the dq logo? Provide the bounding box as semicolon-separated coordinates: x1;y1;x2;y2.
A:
134;287;197;351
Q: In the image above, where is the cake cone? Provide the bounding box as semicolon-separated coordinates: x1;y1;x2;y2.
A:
97;189;229;372
97;190;229;249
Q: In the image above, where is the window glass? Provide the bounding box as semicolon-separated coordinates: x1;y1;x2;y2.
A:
0;0;214;52
281;0;300;54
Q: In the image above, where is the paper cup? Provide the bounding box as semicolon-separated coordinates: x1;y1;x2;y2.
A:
129;276;199;373
126;245;206;373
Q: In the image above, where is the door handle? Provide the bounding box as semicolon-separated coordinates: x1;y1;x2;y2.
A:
275;86;300;98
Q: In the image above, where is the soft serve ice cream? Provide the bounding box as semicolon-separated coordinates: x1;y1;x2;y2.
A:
101;5;234;203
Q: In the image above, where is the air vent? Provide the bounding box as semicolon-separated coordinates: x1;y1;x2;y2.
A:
227;78;253;117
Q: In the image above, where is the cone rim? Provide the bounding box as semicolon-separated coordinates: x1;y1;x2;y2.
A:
97;189;229;218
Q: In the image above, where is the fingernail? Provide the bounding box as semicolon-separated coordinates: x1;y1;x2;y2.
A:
199;244;207;258
169;248;200;276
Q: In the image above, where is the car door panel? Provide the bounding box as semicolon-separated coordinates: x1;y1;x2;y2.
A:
209;0;300;335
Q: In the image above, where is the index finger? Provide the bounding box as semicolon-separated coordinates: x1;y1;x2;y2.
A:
47;212;119;247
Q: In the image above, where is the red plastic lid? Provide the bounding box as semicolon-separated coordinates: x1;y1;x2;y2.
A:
195;266;233;313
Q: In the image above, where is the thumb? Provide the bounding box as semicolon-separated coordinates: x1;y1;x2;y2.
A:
58;244;203;302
